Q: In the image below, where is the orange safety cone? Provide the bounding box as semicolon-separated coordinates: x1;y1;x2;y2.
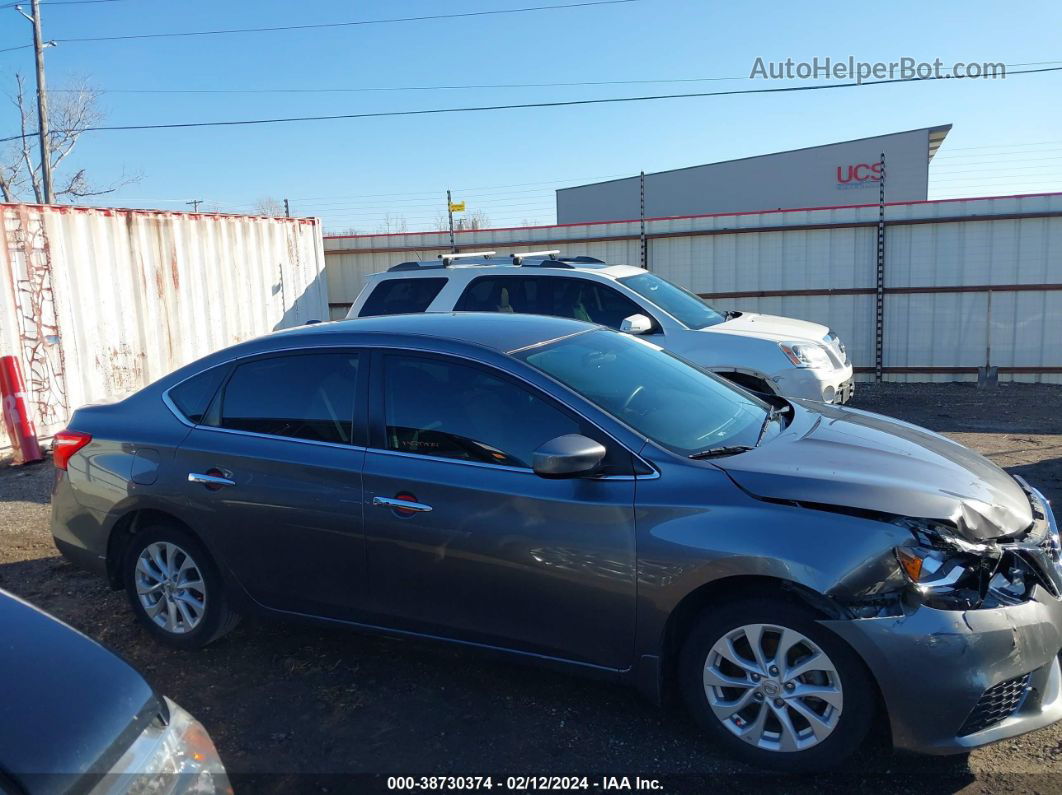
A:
0;355;44;465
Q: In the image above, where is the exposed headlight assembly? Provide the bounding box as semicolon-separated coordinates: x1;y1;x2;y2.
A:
779;341;833;370
892;518;1056;609
892;520;997;609
96;697;231;795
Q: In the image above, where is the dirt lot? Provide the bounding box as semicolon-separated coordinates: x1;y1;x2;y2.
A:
2;383;1062;793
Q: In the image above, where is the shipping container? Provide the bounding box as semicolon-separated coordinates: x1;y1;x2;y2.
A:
1;204;328;449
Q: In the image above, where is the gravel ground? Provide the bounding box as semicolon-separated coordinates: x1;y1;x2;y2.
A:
1;382;1061;793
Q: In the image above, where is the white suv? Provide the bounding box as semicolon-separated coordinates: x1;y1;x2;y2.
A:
345;251;854;403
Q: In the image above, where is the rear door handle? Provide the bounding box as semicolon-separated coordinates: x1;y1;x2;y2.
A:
372;496;432;513
188;472;236;488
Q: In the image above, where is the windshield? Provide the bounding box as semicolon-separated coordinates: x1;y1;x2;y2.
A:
618;273;727;329
517;329;769;456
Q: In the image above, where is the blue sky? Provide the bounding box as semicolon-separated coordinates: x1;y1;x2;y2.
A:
1;0;1060;233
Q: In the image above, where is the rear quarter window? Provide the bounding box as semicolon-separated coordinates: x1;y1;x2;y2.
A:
167;365;228;423
359;278;448;317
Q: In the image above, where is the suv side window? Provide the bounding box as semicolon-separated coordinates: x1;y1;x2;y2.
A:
214;353;359;444
383;354;580;468
454;275;652;331
360;278;447;317
549;279;649;330
454;276;548;314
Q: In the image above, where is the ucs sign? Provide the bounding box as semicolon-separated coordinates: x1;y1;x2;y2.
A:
836;162;882;188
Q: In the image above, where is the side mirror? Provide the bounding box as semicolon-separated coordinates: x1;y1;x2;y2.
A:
532;434;606;479
620;314;653;335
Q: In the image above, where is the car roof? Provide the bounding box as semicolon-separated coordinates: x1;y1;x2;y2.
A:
270;312;596;355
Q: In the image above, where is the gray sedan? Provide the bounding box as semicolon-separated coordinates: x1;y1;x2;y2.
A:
50;312;1062;772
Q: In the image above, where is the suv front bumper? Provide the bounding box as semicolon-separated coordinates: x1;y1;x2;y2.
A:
772;364;855;404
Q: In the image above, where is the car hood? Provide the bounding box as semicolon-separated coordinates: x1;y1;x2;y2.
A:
713;402;1032;541
707;311;830;344
0;589;160;794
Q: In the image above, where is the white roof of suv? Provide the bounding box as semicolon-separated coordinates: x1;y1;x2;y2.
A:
381;251;642;278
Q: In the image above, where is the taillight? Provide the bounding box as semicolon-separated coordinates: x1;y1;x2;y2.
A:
52;430;92;470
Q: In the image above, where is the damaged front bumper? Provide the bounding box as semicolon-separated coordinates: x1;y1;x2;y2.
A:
822;591;1062;753
823;483;1062;754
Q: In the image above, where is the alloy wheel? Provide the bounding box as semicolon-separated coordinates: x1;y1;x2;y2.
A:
703;623;843;752
134;541;208;634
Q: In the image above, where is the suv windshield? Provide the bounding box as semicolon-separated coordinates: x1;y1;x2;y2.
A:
516;329;769;456
618;273;726;329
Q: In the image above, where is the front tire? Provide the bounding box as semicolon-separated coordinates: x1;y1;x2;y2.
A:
123;524;240;648
678;598;875;772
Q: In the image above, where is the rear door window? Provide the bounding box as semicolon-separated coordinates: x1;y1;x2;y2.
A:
454;276;549;314
214;353;359;444
359;278;447;317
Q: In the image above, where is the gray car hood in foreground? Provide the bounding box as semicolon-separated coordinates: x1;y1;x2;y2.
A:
714;402;1032;541
0;589;160;794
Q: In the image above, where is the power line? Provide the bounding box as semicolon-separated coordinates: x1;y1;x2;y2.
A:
46;60;1062;95
5;66;1060;143
46;0;642;43
1;0;125;6
53;75;752;94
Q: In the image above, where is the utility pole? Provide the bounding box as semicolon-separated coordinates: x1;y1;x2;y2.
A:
284;198;290;217
16;0;54;203
186;199;203;212
446;189;456;253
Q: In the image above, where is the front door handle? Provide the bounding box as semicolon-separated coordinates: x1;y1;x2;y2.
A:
188;472;236;488
372;496;432;513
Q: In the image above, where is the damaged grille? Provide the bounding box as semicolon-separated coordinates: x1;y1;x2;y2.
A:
958;673;1031;736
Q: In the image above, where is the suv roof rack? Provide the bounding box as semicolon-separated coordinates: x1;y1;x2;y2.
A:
510;249;560;265
386;250;498;271
386;251;608;272
519;254;608;269
439;250;497;266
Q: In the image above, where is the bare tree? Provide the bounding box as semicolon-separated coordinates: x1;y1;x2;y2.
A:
1;73;138;203
252;196;286;217
376;213;408;234
455;209;490;230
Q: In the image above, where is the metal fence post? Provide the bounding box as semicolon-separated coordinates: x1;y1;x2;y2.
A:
447;189;456;253
639;170;647;269
875;153;886;382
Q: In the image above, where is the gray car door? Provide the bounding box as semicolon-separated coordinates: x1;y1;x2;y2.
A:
361;350;637;670
176;350;369;620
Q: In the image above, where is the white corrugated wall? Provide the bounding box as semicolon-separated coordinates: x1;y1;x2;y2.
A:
0;204;328;446
324;193;1062;383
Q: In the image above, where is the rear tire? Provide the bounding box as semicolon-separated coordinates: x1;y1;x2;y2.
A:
678;598;875;772
123;524;240;648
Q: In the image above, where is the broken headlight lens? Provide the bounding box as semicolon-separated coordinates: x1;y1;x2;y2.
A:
892;517;1051;609
779;341;833;370
893;519;1000;609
